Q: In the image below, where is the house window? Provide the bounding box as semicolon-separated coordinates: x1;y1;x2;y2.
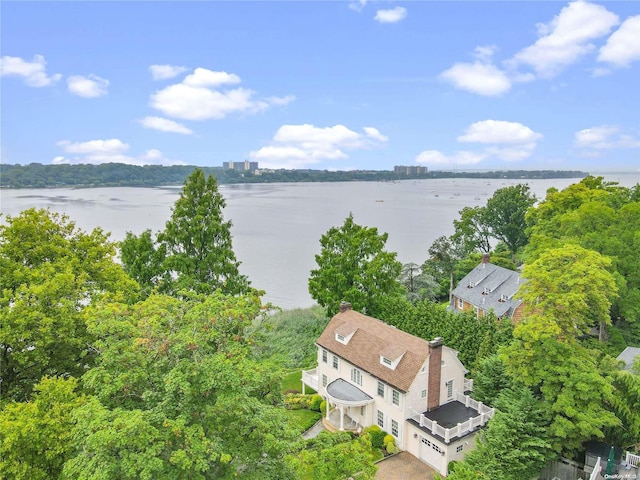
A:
446;380;453;399
360;406;365;416
446;380;453;398
322;374;327;387
382;356;392;366
322;349;327;363
392;389;400;406
432;443;444;454
332;355;339;369
337;333;345;342
377;410;384;428
456;445;464;453
391;419;399;438
457;298;463;309
421;437;431;447
351;368;362;386
377;381;385;397
420;389;427;399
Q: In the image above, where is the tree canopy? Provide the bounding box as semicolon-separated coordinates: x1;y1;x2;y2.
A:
121;168;251;297
0;208;138;401
308;213;403;317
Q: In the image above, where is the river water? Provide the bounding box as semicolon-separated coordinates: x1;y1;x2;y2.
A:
1;173;638;309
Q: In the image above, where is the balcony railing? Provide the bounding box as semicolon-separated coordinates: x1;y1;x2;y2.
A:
463;378;473;392
301;368;319;392
409;392;494;444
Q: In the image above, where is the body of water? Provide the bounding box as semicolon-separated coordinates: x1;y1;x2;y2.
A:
2;173;638;309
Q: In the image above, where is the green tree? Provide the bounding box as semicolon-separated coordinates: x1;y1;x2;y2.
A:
120;168;250;297
471;354;513;406
119;229;167;295
308;213;403;317
484;184;536;259
71;291;297;479
423;235;468;302
518;244;618;341
461;386;554;480
399;262;439;303
288;432;377;480
452;206;491;254
0;208;138;400
0;376;85;480
502;318;621;455
160;169;250;295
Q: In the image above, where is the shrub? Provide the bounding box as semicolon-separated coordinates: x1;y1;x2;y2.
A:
284;393;312;410
309;394;323;412
383;434;394;446
320;400;327;413
363;425;387;449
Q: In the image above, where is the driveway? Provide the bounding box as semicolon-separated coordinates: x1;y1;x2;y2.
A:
375;452;437;480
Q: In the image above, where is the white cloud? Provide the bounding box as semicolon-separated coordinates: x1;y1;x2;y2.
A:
416;150;486;167
55;138;184;166
0;54;61;87
374;6;407;24
575;125;640;150
67;74;109;98
440;62;511;96
265;94;296;106
149;67;293;121
139;116;193;135
249;124;388;169
598;15;640;67
149;64;189;80
151;84;259;120
416;119;542;167
183;68;241;87
509;1;619;78
349;0;367;12
457;120;543;144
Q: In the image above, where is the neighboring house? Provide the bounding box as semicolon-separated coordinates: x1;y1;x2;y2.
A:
301;302;494;477
617;346;640;372
450;254;526;321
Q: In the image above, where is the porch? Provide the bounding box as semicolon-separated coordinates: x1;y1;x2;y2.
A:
408;391;494;444
324;378;374;431
301;367;319;394
323;408;361;432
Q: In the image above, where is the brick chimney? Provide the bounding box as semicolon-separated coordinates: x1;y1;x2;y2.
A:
427;337;443;411
482;253;490;264
339;301;352;313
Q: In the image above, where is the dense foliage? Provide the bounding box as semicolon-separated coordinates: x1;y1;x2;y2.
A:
0;208;139;401
308;213;404;317
0;162;586;188
121;168;251;296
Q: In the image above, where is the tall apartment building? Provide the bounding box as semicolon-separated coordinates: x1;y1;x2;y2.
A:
394;165;428;175
222;160;258;172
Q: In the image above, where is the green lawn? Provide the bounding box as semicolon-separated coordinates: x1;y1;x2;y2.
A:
281;369;316;394
286;409;322;433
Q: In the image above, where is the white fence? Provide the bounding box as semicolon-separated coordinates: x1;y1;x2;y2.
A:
409;393;494;444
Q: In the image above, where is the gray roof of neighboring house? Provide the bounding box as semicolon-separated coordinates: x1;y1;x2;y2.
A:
451;262;523;318
617;347;640;371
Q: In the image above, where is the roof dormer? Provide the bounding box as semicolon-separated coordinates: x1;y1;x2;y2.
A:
379;343;406;370
335;322;357;345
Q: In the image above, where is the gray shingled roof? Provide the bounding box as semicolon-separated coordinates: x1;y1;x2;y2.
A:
451;262;524;318
617;347;640;371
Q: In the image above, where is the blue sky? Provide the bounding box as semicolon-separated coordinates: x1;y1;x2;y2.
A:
1;1;639;172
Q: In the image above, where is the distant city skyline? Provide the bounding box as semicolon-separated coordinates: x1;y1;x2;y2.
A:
1;1;639;172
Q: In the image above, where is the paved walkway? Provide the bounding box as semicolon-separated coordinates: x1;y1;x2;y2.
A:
302;419;326;439
375;452;437;480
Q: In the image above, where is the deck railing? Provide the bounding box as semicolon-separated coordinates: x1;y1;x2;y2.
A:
625;451;640;468
589;457;601;480
409;393;494;444
463;378;474;392
301;368;319;392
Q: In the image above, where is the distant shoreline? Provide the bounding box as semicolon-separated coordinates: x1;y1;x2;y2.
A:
0;163;592;189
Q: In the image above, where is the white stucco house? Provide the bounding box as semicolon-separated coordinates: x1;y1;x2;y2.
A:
302;302;494;477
